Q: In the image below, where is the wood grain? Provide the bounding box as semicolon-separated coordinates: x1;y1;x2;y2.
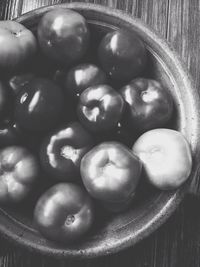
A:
0;0;22;19
167;0;200;196
0;0;200;266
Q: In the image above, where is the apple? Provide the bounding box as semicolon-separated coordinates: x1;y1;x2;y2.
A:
0;146;39;203
120;78;174;133
132;129;192;189
81;142;142;204
0;21;37;71
15;78;65;132
37;8;90;66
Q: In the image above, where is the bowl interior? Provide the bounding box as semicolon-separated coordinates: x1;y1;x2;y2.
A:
0;3;197;258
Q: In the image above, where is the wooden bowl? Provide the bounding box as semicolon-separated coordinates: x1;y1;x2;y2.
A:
0;3;199;259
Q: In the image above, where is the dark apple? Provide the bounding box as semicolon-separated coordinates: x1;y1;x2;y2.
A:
37;8;90;66
98;29;146;82
120;78;174;133
15;78;65;132
77;84;125;133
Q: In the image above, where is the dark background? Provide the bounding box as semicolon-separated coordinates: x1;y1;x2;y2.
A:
0;0;200;266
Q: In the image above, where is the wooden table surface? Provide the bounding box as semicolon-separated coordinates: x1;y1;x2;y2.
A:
0;0;200;266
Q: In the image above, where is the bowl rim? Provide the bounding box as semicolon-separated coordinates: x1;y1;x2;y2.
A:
0;2;199;259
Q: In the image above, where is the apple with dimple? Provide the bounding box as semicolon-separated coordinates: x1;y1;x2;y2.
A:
77;84;125;133
40;122;94;182
0;146;39;203
120;78;174;133
34;183;94;243
132;128;192;189
81;142;142;204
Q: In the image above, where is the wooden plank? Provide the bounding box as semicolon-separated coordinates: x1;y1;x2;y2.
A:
133;0;169;38
21;0;62;14
167;0;200;196
0;0;23;19
20;0;132;15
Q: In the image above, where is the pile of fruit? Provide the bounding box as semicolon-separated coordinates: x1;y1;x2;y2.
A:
0;8;192;244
